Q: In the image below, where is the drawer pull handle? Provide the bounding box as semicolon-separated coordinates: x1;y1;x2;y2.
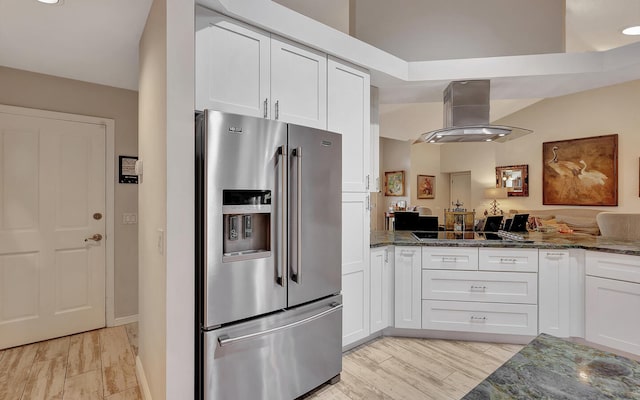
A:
470;285;487;291
470;316;487;322
546;252;565;257
442;257;457;263
499;258;516;264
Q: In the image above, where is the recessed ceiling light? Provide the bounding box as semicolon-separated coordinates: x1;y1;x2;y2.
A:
37;0;63;4
622;25;640;35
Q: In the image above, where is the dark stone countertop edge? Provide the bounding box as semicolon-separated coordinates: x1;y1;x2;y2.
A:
369;231;640;256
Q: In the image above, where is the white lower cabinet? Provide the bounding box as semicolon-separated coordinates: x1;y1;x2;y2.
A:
341;193;370;347
538;250;571;337
586;251;640;355
538;249;585;338
422;247;538;336
422;270;537;304
394;246;422;329
422;301;538;335
370;246;394;333
586;276;640;355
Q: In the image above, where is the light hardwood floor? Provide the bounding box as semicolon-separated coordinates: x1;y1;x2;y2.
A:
304;336;523;400
2;326;521;400
0;325;141;400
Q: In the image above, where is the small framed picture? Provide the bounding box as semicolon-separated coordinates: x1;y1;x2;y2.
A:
384;171;405;196
417;175;435;199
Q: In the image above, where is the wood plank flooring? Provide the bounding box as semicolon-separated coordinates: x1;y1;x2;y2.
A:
3;324;522;400
0;325;141;400
304;336;523;400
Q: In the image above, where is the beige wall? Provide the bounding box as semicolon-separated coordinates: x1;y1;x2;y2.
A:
138;0;194;397
410;142;450;221
138;0;167;397
273;0;350;33
354;0;565;61
403;79;640;218
0;66;138;320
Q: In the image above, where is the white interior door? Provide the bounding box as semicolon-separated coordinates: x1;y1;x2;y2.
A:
450;172;471;209
0;111;106;349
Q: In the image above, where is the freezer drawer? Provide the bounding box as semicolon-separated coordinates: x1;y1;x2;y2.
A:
203;295;342;400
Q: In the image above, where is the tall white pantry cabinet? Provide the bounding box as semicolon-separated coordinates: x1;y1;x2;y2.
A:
194;7;375;348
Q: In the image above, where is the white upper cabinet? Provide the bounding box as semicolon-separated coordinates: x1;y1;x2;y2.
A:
328;56;371;192
195;13;270;118
195;10;328;129
271;37;327;129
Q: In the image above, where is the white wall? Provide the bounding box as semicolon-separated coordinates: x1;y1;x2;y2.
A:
354;0;565;61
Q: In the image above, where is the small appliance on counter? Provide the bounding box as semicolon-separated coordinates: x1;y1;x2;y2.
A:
195;110;343;399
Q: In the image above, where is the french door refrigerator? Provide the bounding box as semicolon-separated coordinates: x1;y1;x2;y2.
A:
195;110;343;400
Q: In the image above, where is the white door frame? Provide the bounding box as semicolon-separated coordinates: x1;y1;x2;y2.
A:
0;104;116;327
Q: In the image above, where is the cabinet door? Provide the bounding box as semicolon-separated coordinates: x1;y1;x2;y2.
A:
271;37;327;129
328;56;371;192
586;276;640;355
370;247;386;333
341;193;370;347
370;246;394;334
195;12;270;117
539;250;571;337
395;246;421;329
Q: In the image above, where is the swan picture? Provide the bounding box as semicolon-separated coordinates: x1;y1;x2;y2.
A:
542;135;618;206
547;146;581;177
578;160;607;186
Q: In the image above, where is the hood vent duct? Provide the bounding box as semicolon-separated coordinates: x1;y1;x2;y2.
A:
415;80;532;144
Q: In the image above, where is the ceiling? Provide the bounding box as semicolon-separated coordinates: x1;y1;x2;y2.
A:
0;0;152;91
0;0;639;109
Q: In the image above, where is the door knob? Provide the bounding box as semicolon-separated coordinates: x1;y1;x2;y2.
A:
84;233;103;242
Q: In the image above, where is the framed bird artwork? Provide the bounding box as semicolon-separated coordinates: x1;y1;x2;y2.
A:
542;134;618;206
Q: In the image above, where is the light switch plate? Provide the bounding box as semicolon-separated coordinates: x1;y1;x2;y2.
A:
122;213;137;224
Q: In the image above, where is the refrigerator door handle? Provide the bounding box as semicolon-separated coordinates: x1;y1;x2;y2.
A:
292;147;302;284
217;303;342;347
277;145;287;287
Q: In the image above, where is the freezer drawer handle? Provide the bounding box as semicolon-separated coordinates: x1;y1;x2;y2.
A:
217;303;342;347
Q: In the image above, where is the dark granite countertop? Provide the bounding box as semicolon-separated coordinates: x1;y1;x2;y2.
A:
462;333;640;399
370;230;640;256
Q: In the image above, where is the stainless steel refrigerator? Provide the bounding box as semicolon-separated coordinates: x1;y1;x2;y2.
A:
195;110;343;400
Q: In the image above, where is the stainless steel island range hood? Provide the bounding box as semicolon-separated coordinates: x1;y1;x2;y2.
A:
415;80;532;144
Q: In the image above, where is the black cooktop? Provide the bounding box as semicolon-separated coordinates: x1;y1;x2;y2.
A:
411;231;507;241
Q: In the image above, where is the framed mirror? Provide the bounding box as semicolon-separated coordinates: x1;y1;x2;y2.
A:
496;164;528;197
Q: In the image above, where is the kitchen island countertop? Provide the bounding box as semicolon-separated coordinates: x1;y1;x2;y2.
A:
370;230;640;256
462;333;640;399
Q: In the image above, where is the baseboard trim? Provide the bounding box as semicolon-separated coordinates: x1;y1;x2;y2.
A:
113;314;139;327
136;356;153;400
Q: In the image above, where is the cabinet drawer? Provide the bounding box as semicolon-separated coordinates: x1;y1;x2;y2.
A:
422;270;537;304
422;247;478;270
422;300;537;335
479;248;538;272
586;251;640;284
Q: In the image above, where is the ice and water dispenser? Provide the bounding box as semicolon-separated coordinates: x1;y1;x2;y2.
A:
222;190;271;262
